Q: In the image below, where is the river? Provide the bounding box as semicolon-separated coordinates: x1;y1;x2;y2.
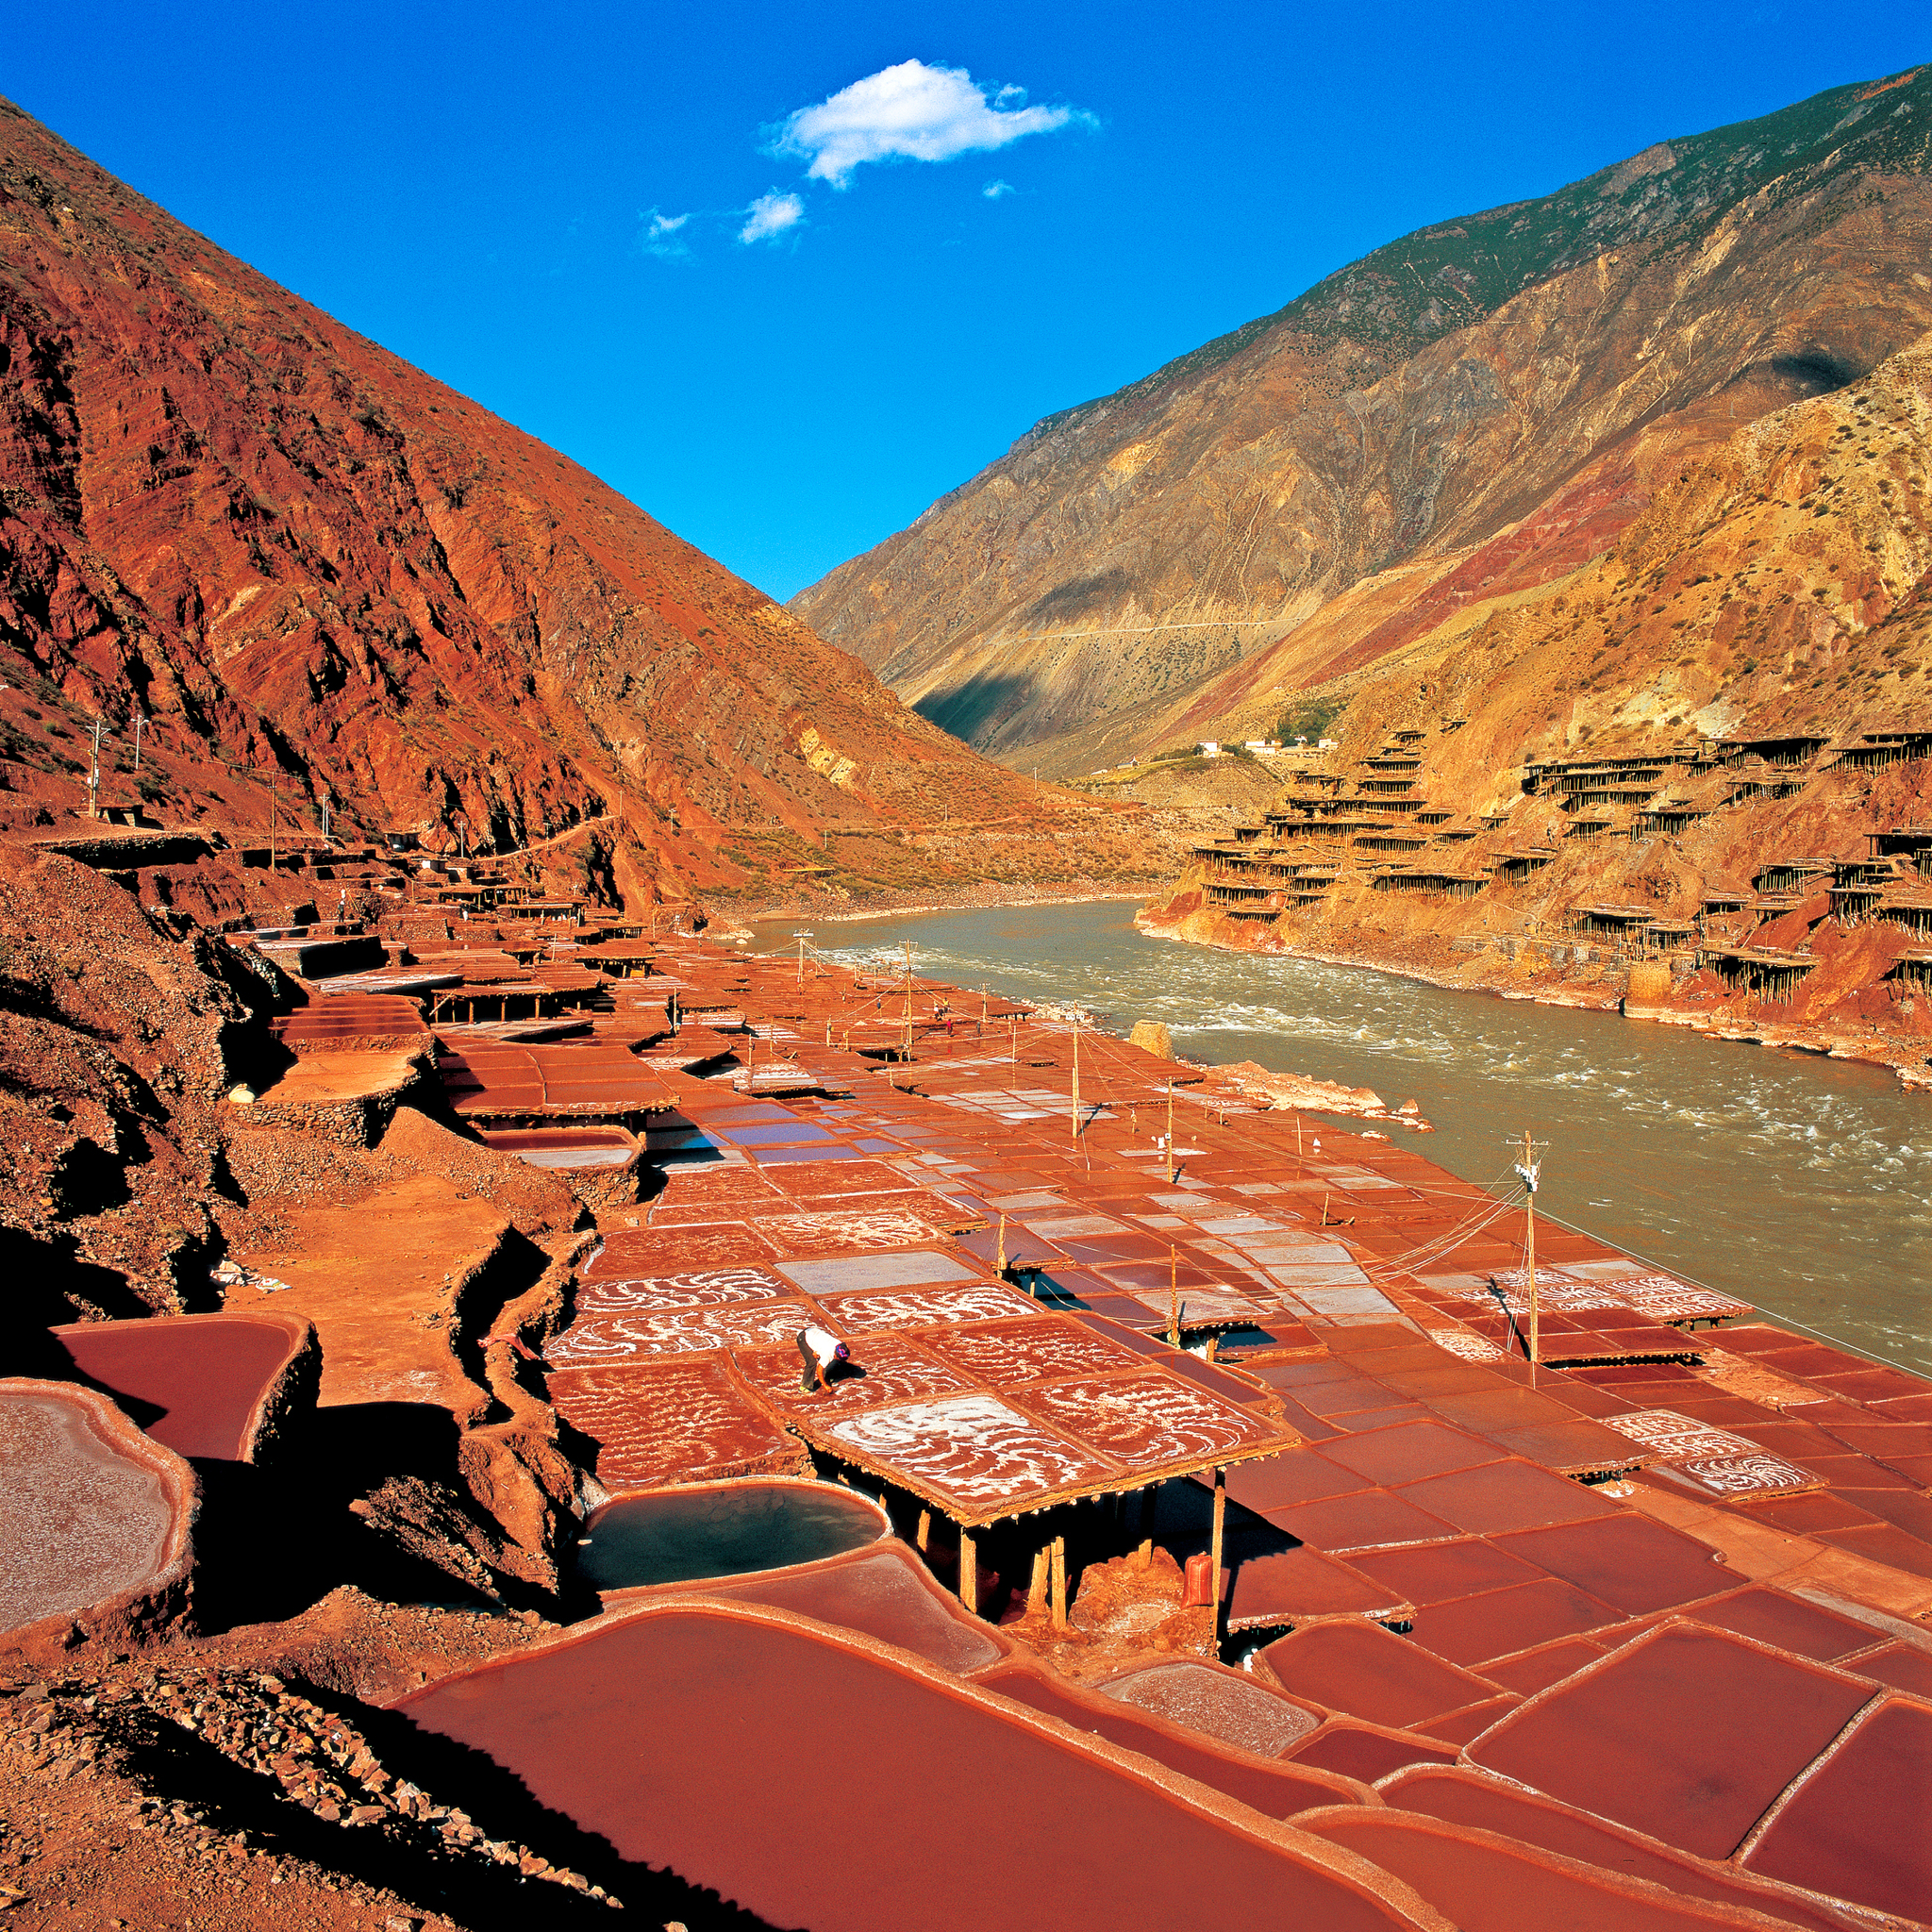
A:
747;899;1932;1375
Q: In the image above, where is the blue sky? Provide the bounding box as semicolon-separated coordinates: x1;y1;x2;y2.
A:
10;4;1925;600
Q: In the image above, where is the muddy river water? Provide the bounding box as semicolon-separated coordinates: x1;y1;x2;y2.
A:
749;900;1932;1375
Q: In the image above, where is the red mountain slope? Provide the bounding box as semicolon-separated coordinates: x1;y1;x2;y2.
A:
0;98;1141;905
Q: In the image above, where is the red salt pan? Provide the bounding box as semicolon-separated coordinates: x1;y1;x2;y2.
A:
975;1659;1364;1821
1299;1807;1834;1932
1741;1697;1932;1921
1255;1620;1501;1732
1379;1766;1867;1932
663;1542;1007;1675
1468;1624;1874;1859
1289;1723;1459;1782
48;1313;315;1463
394;1602;1446;1932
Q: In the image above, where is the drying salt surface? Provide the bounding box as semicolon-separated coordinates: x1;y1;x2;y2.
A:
0;1386;181;1633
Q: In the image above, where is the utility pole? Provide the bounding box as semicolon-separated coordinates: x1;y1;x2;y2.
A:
268;771;277;872
87;719;109;818
902;941;913;1056
1513;1128;1547;1383
320;799;331;841
1071;1016;1081;1140
130;712;147;772
793;929;813;987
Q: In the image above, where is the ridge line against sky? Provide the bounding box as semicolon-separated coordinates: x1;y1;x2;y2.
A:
7;3;1928;601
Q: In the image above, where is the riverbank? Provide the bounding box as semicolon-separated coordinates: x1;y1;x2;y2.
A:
759;899;1932;1373
712;878;1165;937
1135;891;1932;1090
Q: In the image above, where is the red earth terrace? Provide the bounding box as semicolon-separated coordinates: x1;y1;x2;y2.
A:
3;831;1928;1930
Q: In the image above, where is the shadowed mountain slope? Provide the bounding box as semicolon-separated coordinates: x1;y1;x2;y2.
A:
791;68;1932;771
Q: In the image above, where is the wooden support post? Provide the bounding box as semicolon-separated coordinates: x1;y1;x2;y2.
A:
1071;1020;1080;1140
996;1212;1007;1276
1165;1078;1174;1183
1168;1246;1180;1347
1210;1466;1226;1637
1050;1535;1067;1630
959;1529;978;1615
916;1509;930;1553
1028;1547;1050;1609
1522;1125;1541;1386
1010;1011;1017;1065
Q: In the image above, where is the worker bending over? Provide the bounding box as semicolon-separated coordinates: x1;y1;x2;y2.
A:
796;1324;851;1393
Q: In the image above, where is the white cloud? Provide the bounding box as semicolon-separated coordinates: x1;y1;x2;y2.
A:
771;59;1088;188
983;177;1015;200
641;208;692;260
738;190;805;245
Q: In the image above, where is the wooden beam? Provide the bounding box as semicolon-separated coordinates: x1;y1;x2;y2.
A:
915;1508;930;1553
1028;1547;1050;1609
1050;1535;1068;1631
959;1529;977;1615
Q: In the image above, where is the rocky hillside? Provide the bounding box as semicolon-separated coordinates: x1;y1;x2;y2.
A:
1140;328;1932;1068
791;67;1932;772
0;99;1164;908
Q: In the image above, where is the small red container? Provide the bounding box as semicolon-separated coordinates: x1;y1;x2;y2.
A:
1183;1551;1218;1607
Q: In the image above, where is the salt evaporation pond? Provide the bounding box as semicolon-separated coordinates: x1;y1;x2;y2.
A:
574;1481;886;1591
749;900;1932;1374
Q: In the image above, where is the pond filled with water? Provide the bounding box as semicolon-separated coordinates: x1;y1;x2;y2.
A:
574;1482;885;1591
749;901;1932;1374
